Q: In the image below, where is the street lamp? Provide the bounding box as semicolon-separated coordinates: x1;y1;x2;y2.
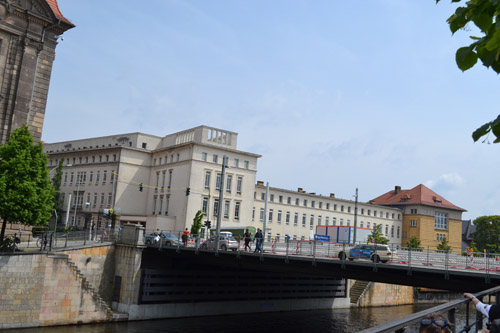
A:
214;156;228;254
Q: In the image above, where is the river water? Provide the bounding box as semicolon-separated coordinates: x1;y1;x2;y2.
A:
10;304;446;333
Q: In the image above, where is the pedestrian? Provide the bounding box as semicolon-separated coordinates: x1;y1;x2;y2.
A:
91;223;96;241
464;293;500;321
254;228;263;253
243;228;252;252
182;228;190;247
419;313;453;333
154;229;161;244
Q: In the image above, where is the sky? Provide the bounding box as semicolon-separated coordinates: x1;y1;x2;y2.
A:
43;0;500;221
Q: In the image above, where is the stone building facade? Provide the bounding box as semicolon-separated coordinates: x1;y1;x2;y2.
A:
0;0;73;144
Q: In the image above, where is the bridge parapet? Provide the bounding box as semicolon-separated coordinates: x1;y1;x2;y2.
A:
119;224;145;246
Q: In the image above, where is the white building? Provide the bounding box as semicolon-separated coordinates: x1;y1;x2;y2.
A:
44;125;403;244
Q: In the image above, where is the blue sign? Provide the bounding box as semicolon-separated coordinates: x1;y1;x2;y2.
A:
314;234;330;242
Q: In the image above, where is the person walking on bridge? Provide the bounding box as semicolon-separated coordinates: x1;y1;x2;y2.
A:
254;228;263;253
243;228;252;252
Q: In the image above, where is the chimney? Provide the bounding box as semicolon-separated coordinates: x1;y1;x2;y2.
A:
395;186;401;194
298;188;303;193
257;181;264;186
330;193;335;198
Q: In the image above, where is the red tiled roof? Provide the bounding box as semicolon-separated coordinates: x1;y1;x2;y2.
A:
45;0;74;26
371;184;466;212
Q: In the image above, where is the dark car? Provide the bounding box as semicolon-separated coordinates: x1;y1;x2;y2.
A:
144;232;180;246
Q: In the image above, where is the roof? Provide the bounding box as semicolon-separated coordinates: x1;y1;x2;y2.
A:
45;0;74;26
371;184;466;212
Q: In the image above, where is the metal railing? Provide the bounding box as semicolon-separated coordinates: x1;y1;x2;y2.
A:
359;285;500;332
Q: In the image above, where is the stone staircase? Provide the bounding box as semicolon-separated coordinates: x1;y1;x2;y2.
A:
350;280;371;305
48;254;114;321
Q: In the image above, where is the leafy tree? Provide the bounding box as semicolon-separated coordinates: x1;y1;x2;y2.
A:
437;0;500;143
0;125;55;241
367;224;389;244
437;237;452;252
191;210;204;235
471;215;500;253
406;236;422;250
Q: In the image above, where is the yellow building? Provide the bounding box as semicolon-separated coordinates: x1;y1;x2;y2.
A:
371;184;465;251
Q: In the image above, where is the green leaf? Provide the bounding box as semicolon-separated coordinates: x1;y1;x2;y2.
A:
472;122;492;142
485;26;500;50
456;46;479;70
473;12;493;32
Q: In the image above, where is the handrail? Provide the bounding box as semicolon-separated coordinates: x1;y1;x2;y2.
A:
359;285;500;333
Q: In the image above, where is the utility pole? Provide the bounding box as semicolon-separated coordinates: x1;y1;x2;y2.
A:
215;156;227;255
353;188;358;245
72;176;81;227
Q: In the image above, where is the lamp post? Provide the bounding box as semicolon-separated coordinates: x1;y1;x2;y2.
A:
215;156;228;255
72;174;81;228
353;188;358;245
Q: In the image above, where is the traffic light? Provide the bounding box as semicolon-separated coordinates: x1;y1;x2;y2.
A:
205;220;211;228
186;187;190;196
139;183;143;192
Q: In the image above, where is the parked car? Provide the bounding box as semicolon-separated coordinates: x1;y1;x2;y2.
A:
144;232;180;246
201;235;239;251
348;244;397;263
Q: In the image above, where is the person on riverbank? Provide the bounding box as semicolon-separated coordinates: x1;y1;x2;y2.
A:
254;228;263;253
243;228;252;252
182;228;189;247
464;293;500;321
419;313;453;333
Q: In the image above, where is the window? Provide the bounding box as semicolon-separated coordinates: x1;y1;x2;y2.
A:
204;171;211;189
340;218;344;226
99;156;102;162
367;222;370;229
347;219;351;226
374;210;377;217
333;217;337;226
319;202;322;209
269;209;273;223
110;170;114;184
100;193;104;205
165;195;170;215
213;155;218;163
318;216;322;225
234;202;240;219
267;233;272;242
237;177;243;194
286;212;290;225
334;204;337;211
277;210;282;224
158;195;163;214
385;225;389;235
160;171;166;189
360;221;364;228
63;173;67;186
113;154;116;162
270;194;274;202
310;215;314;227
275;234;280;242
226;175;232;193
410;220;417;227
260;208;265;222
224;201;230;218
252;207;255;220
435;212;448;230
244;161;249;169
397;226;400;238
386;212;389;218
392;213;395;219
216;173;221;190
279;195;283;203
325;217;329;225
341;205;344;212
153;196;157;214
93;193;97;206
295;198;299;205
234;159;239;167
367;209;371;216
410;209;417;214
391;226;394;237
261;193;265;200
361;208;364;214
202;197;208;214
155;171;160;188
294;213;298;226
201;152;207;161
70;172;74;185
176;154;179;162
302;214;306;227
311;201;315;208
303;199;307;207
213;199;219;217
347;206;351;213
287;197;291;204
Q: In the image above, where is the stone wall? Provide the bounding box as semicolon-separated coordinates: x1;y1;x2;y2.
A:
0;245;114;329
62;246;116;303
358;282;415;307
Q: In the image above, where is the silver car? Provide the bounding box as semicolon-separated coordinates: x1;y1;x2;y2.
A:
201;236;239;251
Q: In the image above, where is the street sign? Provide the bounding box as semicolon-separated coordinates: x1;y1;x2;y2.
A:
314;234;330;242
